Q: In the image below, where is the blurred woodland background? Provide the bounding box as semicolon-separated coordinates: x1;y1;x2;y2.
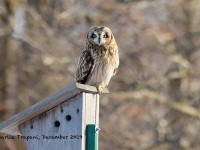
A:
0;0;200;149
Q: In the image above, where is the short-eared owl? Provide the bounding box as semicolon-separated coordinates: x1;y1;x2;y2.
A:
75;26;119;93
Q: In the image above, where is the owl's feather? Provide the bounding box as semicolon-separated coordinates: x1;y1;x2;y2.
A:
75;49;94;84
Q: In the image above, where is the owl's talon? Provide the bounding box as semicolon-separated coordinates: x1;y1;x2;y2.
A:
96;83;103;94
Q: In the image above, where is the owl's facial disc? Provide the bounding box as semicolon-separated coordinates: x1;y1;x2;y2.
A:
90;31;110;46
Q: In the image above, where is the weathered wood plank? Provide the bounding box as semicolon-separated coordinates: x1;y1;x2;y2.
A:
0;83;108;135
19;92;100;150
81;93;99;150
20;94;83;150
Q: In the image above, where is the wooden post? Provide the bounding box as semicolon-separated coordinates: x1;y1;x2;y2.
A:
0;83;108;150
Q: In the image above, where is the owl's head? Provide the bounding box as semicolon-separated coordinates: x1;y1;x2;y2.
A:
87;26;113;46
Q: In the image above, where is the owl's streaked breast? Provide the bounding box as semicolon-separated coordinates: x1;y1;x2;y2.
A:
85;57;116;87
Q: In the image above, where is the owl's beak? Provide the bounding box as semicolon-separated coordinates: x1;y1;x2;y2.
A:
97;38;102;46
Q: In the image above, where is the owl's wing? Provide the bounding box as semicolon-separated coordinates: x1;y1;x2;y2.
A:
75;50;94;84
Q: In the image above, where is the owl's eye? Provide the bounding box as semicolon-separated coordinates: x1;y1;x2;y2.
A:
103;34;108;38
91;34;96;38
